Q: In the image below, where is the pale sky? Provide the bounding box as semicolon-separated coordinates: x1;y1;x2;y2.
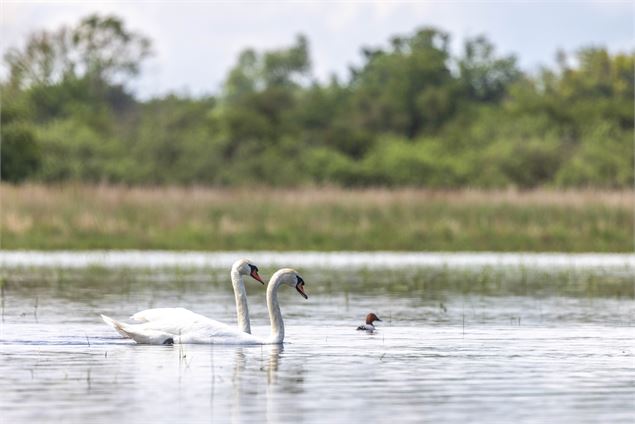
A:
1;1;633;99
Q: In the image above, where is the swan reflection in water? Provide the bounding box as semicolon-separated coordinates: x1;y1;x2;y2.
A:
226;345;304;424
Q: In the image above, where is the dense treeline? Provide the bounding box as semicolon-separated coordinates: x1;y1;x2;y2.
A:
2;14;633;187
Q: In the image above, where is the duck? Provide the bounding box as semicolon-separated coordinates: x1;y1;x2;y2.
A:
101;268;307;345
123;258;264;334
356;313;382;332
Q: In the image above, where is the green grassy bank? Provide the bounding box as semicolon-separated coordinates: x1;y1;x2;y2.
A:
1;184;633;252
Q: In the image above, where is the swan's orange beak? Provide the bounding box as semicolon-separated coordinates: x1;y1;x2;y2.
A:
295;282;308;299
250;269;265;284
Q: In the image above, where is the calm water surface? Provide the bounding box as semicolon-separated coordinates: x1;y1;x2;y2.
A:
1;252;633;423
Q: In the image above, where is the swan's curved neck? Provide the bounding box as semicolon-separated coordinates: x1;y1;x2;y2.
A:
266;276;284;344
231;270;251;334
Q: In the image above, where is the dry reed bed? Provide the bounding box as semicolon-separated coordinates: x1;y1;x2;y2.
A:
1;184;633;251
2;184;633;207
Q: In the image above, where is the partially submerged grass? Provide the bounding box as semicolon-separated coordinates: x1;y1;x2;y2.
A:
1;184;633;251
2;264;632;299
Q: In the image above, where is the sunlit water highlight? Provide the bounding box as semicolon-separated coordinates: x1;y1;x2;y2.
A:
2;250;634;270
1;251;633;423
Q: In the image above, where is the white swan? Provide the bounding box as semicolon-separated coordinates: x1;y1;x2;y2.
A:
123;259;264;334
101;268;307;345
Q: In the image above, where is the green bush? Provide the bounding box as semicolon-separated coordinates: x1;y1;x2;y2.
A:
361;136;467;187
1;121;41;183
34;119;126;182
556;123;634;188
0;96;41;183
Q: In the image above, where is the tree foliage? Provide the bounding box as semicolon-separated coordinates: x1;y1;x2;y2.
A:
5;14;151;90
1;14;632;188
1;95;41;182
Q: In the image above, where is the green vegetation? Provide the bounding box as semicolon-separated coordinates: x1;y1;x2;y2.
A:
2;14;633;188
3;259;633;300
1;184;632;252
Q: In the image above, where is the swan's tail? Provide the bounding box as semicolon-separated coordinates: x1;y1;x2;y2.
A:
100;314;175;345
101;314;133;338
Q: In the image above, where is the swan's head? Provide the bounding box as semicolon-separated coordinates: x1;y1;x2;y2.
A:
365;313;382;325
233;259;265;284
274;268;308;299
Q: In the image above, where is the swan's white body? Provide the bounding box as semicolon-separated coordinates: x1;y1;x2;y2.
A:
101;312;262;344
124;259;259;334
101;268;307;345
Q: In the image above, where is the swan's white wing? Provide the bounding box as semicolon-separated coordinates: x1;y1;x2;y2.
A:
102;313;263;345
130;307;200;323
101;314;175;344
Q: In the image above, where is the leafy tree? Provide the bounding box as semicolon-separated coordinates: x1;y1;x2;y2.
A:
458;36;521;103
1;15;632;189
213;35;311;168
131;95;218;184
349;28;455;138
1;95;41;182
4;14;151;91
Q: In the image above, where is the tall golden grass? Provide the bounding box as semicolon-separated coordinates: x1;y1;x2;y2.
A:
1;184;633;252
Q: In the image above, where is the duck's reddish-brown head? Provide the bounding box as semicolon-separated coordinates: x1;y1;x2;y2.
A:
248;264;265;284
366;313;382;325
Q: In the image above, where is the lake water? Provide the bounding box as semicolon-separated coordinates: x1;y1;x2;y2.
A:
1;251;634;423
